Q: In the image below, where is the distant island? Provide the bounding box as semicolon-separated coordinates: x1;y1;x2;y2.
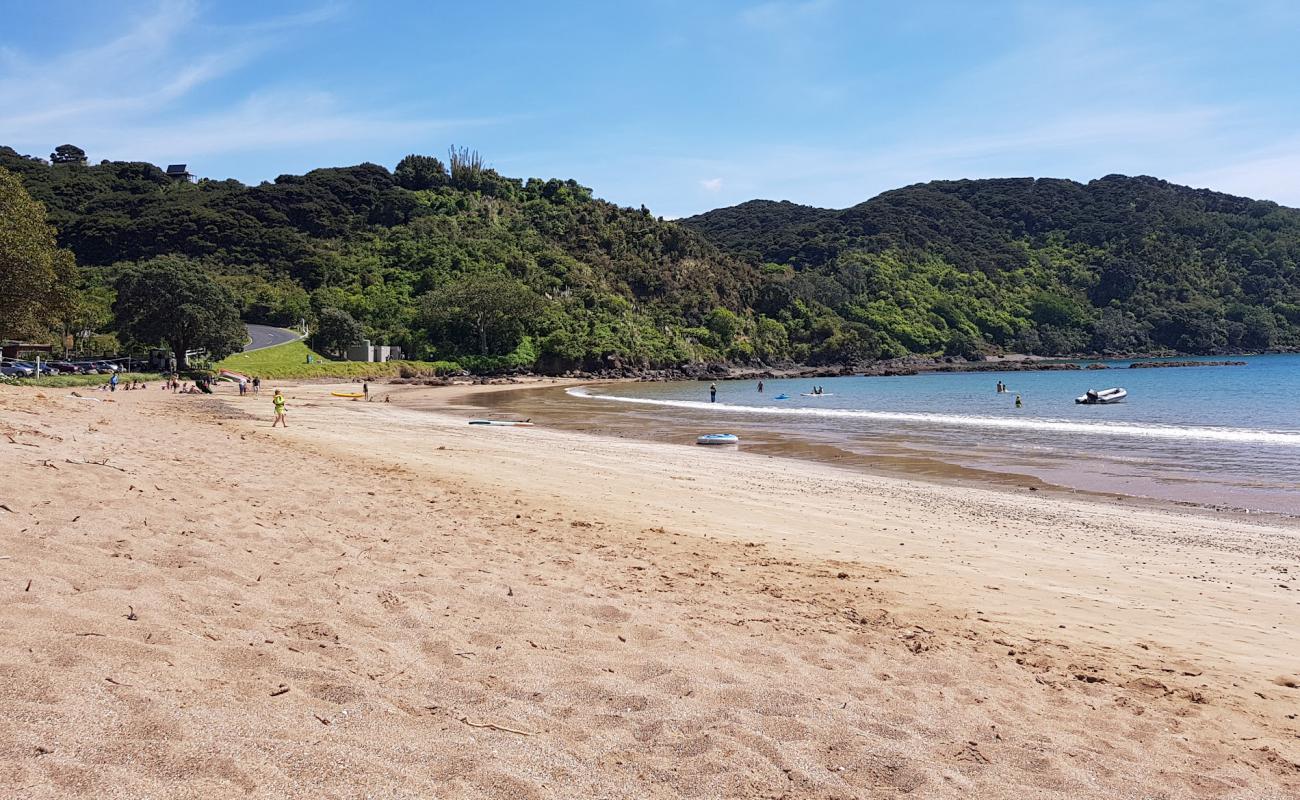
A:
3;144;1298;374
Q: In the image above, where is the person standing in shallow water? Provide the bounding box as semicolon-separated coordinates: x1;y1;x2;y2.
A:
709;383;717;403
272;389;288;427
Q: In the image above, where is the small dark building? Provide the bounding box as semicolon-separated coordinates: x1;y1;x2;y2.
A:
165;164;195;182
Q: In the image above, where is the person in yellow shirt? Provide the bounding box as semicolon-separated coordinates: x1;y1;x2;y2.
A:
272;389;288;427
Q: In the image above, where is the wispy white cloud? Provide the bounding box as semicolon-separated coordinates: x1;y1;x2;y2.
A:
649;104;1235;212
1175;143;1300;206
86;91;502;162
0;0;491;173
0;0;222;129
634;2;1292;216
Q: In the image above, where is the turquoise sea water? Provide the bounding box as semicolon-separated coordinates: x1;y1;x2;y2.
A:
571;355;1300;515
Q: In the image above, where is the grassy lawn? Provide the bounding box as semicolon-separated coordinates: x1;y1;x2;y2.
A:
215;340;460;380
3;372;161;389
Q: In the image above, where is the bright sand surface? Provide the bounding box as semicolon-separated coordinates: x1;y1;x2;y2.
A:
2;381;1299;799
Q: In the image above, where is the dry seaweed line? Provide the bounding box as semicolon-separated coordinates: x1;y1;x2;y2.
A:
64;458;128;472
457;716;537;736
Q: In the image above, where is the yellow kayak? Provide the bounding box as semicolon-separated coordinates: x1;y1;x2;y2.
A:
331;391;365;398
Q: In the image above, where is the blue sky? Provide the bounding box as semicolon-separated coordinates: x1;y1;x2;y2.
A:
2;0;1299;217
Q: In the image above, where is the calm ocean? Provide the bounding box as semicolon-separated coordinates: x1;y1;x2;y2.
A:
564;355;1300;516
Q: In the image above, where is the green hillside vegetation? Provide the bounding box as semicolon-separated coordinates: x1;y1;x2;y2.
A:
684;177;1300;358
1;145;759;371
4;141;1299;370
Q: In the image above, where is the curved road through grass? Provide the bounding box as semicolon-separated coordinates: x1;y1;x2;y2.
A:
244;324;303;352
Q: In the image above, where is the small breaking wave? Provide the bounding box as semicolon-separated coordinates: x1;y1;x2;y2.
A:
565;387;1300;446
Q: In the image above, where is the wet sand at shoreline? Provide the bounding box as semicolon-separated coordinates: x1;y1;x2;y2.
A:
449;381;1293;521
3;381;1300;798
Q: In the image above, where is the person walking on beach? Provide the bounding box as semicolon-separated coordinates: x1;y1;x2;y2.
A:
109;372;118;392
363;382;369;401
272;389;288;427
252;376;261;395
238;376;247;396
709;383;717;403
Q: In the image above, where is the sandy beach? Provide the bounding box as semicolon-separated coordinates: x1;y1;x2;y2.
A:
2;380;1299;799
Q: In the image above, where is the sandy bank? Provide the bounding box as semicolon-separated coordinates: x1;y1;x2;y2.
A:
1;381;1298;798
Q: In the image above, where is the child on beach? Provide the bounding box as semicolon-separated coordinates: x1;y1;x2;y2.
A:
272;389;288;427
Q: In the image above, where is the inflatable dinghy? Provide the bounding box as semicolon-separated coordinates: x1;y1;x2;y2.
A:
1075;387;1127;405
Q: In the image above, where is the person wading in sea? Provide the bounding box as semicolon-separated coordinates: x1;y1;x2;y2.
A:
710;383;717;403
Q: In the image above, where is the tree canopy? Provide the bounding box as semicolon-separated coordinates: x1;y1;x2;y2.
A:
0;167;76;341
685;176;1300;356
50;144;87;165
112;255;246;368
5;141;1300;370
314;307;363;356
419;272;543;356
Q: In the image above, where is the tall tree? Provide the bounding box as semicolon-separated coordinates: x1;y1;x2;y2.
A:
0;167;76;341
113;255;245;368
419;273;542;356
314;307;363;356
49;144;87;165
394;154;448;190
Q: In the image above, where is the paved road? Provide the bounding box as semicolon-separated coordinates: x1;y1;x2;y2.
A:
243;324;303;352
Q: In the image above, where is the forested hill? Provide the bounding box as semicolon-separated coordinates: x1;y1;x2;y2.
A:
0;145;761;371
5;141;1300;370
684;177;1300;357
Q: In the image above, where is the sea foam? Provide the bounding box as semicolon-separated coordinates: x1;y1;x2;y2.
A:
566;387;1300;446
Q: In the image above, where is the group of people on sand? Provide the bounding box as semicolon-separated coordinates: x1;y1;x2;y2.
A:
99;375;147;392
86;366;289;424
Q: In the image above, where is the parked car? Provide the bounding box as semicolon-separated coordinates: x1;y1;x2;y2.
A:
20;360;60;375
1;362;34;377
94;361;121;373
14;360;64;375
49;361;83;374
